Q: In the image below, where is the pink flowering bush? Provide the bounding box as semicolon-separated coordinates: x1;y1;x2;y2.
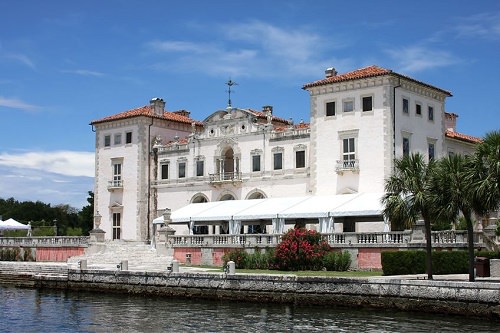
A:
274;227;331;271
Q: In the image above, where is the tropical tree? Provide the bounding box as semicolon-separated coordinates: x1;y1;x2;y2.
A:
430;154;477;281
468;130;500;215
382;153;436;279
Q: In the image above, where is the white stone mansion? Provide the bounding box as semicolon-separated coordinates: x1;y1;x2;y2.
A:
91;65;480;241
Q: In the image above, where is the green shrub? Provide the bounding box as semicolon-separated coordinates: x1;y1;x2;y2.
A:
222;248;248;269
475;250;500;259
432;251;468;274
23;248;35;262
322;250;351;271
381;250;426;275
382;250;479;275
246;248;275;270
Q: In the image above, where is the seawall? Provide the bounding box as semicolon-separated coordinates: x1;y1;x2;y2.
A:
12;268;497;319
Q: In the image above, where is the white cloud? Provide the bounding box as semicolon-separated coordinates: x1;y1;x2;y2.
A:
145;20;343;79
4;53;36;69
0;165;93;209
62;69;105;77
0;96;41;111
386;46;460;73
453;12;500;40
0;151;95;177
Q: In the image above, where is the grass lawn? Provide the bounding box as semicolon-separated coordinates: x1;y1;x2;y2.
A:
235;269;383;277
184;265;383;277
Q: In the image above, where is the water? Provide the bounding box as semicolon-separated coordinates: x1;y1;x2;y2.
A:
0;286;497;333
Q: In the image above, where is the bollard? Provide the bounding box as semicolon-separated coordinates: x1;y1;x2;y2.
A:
172;259;179;273
228;260;235;275
118;260;128;271
79;259;87;270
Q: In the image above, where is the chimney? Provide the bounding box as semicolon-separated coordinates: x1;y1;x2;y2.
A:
262;105;273;114
445;112;458;132
325;67;337;78
173;110;191;118
150;97;165;116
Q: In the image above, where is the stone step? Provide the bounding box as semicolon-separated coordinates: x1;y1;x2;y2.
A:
67;242;173;271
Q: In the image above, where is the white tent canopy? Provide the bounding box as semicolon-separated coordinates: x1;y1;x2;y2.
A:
233;196;311;220
0;218;31;231
171;193;385;226
277;193;359;219
329;192;385;217
190;199;266;222
171;201;226;223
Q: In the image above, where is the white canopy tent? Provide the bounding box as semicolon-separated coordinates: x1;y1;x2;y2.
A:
329;192;385;217
233;196;312;220
0;218;31;231
171;201;226;223
277;194;359;219
169;193;386;234
190;199;266;222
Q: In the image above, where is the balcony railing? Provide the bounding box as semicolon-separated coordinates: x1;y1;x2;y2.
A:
107;179;123;190
335;159;359;174
167;230;480;248
209;172;242;184
0;236;90;247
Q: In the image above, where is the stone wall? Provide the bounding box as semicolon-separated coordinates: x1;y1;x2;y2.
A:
30;269;499;318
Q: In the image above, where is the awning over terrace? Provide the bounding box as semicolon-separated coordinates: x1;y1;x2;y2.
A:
171;193;385;234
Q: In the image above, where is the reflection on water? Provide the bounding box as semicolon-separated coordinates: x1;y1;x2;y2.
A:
0;286;497;333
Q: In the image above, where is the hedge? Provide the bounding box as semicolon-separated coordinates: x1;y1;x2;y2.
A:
381;250;476;275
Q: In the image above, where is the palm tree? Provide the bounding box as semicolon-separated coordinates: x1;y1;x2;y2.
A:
468;130;500;215
430;154;477;281
383;153;436;279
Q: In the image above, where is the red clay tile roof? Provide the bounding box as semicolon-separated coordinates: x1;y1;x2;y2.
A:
246;109;291;125
445;130;482;144
303;65;452;96
274;122;310;132
90;105;203;126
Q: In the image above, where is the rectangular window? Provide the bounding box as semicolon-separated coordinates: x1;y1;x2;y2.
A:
326;101;336;116
273;152;283;170
403;137;410;157
403;98;409;114
343;100;354;112
161;163;169;180
125;132;132;144
295;150;305;168
342;138;356;162
104;135;111;147
112;163;122;186
428;106;434;121
428;143;435;161
178;162;186;178
362;96;373;111
252;155;261;172
114;133;121;145
196;160;204;177
112;213;121;240
416;103;422;115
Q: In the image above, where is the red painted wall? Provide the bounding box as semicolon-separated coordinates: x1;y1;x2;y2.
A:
357;248;395;269
173;248;227;266
36;247;85;262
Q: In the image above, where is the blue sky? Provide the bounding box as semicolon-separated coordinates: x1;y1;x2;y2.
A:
0;0;499;209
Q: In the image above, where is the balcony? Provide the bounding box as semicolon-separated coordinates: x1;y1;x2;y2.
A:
209;172;242;185
107;179;123;191
335;159;359;174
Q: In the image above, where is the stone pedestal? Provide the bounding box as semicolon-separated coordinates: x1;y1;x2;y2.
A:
158;226;176;243
89;228;106;243
410;220;426;243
